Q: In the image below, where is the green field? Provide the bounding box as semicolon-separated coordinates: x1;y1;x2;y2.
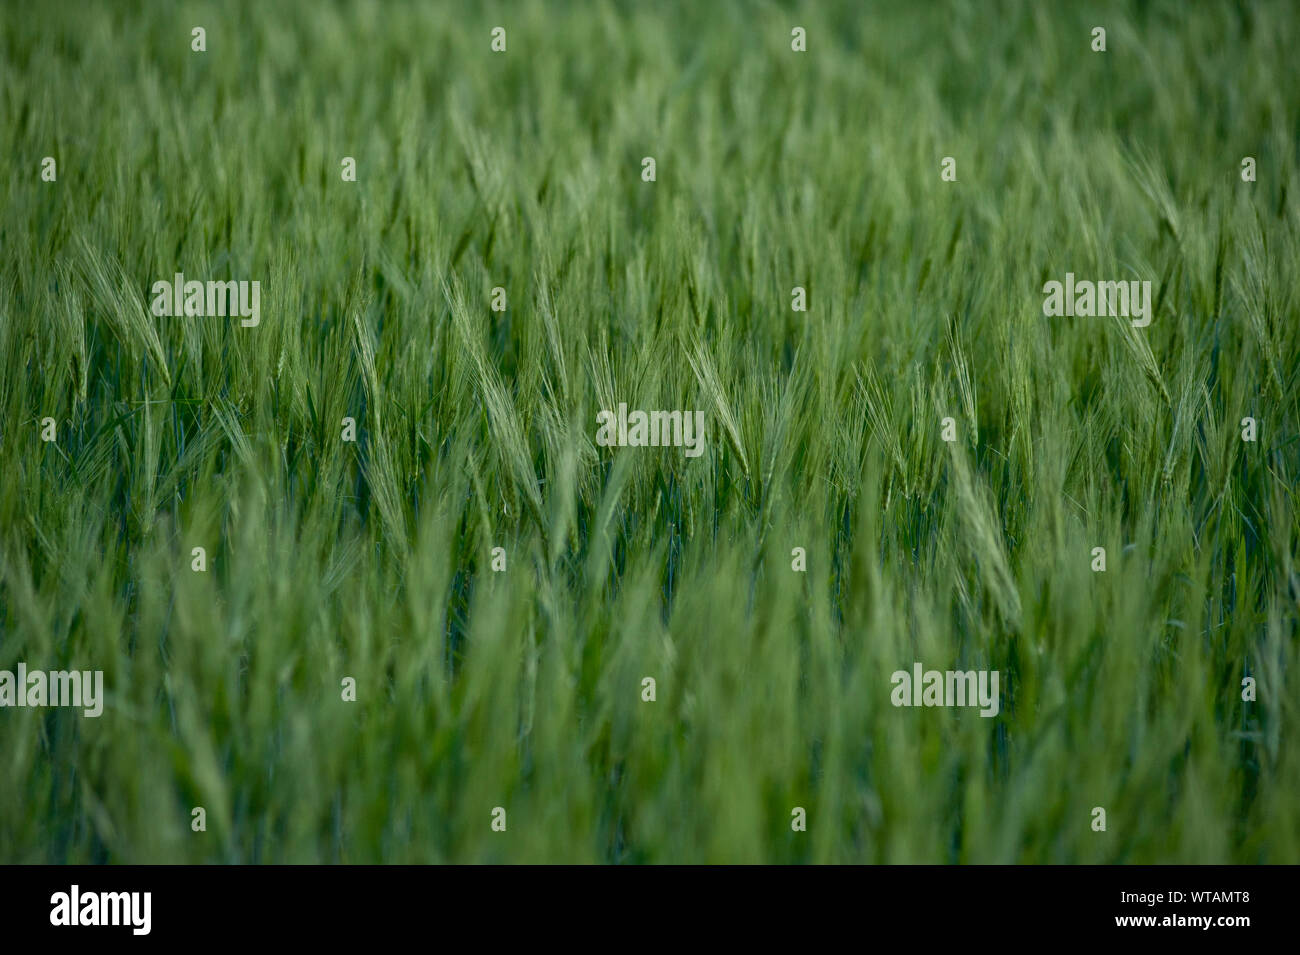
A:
1;0;1297;863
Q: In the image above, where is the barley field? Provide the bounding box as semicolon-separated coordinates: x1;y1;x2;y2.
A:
1;0;1297;863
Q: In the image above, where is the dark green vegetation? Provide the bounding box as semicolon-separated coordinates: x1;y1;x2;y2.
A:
1;0;1297;862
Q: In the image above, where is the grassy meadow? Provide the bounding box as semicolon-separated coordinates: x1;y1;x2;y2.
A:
0;0;1298;863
